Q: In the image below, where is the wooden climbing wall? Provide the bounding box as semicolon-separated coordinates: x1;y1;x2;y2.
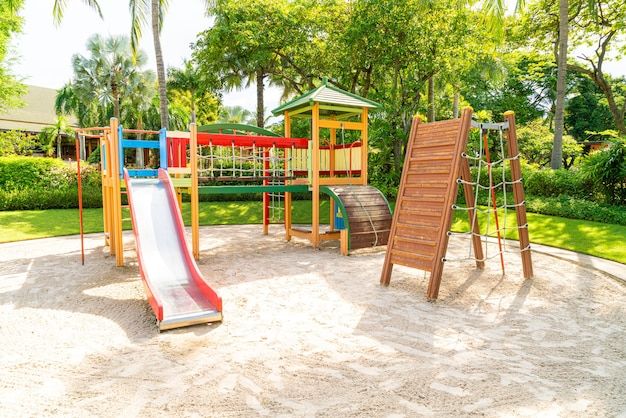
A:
380;108;474;299
326;185;392;250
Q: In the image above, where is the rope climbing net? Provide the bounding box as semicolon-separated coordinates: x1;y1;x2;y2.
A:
194;143;296;184
444;121;531;271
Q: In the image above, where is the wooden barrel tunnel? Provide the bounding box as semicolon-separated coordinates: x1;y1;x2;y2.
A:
323;185;393;251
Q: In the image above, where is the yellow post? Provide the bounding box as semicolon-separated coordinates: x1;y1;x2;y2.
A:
312;102;320;247
190;123;200;260
105;130;115;255
110;118;124;267
329;126;336;232
361;107;368;185
284;111;293;241
100;136;109;247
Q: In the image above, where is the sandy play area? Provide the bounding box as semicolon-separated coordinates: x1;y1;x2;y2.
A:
1;225;625;417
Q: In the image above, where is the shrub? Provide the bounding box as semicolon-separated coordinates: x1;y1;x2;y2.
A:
523;165;593;200
0;156;102;210
517;120;582;169
0;155;66;190
525;195;626;226
0;131;42;156
579;139;626;205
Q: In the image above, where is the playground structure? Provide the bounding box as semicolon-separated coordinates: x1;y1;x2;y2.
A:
75;80;393;329
166;78;393;256
381;108;533;300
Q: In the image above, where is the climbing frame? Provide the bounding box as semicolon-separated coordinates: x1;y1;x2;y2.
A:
380;108;533;300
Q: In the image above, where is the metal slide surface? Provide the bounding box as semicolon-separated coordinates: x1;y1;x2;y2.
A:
125;169;222;331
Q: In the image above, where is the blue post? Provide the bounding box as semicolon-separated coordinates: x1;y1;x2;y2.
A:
159;128;167;170
118;124;125;178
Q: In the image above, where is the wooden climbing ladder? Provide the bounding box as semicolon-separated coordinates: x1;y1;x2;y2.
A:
380;108;533;300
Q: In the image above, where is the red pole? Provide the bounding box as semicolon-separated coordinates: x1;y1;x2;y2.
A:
75;133;85;265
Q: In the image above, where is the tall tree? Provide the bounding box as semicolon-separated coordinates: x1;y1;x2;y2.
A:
0;0;26;112
52;0;212;129
551;0;569;168
167;60;217;124
566;0;626;135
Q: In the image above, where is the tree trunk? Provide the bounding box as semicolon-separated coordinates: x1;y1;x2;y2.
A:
190;96;197;125
152;0;169;129
111;84;120;120
136;116;145;167
427;75;435;122
56;132;62;159
453;90;460;118
551;0;568;170
256;69;265;128
598;77;626;135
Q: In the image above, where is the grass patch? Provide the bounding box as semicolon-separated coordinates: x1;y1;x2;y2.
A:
1;200;625;264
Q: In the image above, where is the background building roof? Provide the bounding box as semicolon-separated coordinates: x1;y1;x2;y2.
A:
0;85;78;133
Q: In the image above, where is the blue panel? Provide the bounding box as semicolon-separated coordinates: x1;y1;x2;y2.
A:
334;204;346;229
121;139;161;149
127;169;158;177
159;128;167;170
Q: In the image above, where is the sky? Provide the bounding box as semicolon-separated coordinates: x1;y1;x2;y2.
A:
8;0;626;114
9;0;283;112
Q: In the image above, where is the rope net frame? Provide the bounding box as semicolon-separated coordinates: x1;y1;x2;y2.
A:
443;120;531;270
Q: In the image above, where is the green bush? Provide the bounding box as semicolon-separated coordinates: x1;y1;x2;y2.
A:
0;155;66;190
579;139;626;205
523;166;593;200
0;156;102;210
526;195;626;226
0;131;42;156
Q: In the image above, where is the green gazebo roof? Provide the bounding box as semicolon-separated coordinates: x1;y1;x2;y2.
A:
271;78;380;116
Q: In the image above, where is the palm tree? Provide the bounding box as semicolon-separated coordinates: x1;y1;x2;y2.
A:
167;60;207;124
39;115;74;158
53;1;214;130
124;69;156;166
218;106;255;125
71;35;147;120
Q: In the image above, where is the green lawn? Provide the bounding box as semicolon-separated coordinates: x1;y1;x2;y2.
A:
1;200;625;264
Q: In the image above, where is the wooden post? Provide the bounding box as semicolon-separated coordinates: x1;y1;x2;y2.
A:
190;123;200;260
459;158;485;269
105;130;116;255
100;136;110;248
284;111;293;241
312;102;321;247
110;118;124;267
361;108;368;185
504;111;533;278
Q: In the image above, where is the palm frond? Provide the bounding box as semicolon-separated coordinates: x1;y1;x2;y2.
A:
129;0;149;56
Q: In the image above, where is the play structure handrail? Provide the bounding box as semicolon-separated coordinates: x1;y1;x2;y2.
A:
168;132;309;149
118;125;167;178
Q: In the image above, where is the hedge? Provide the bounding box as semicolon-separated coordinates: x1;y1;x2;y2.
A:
2;156;625;227
0;156;102;210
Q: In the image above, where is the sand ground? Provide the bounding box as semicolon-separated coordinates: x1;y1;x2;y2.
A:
1;225;625;417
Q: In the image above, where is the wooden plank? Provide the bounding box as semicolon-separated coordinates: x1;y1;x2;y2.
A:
381;117;421;285
427;109;472;300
